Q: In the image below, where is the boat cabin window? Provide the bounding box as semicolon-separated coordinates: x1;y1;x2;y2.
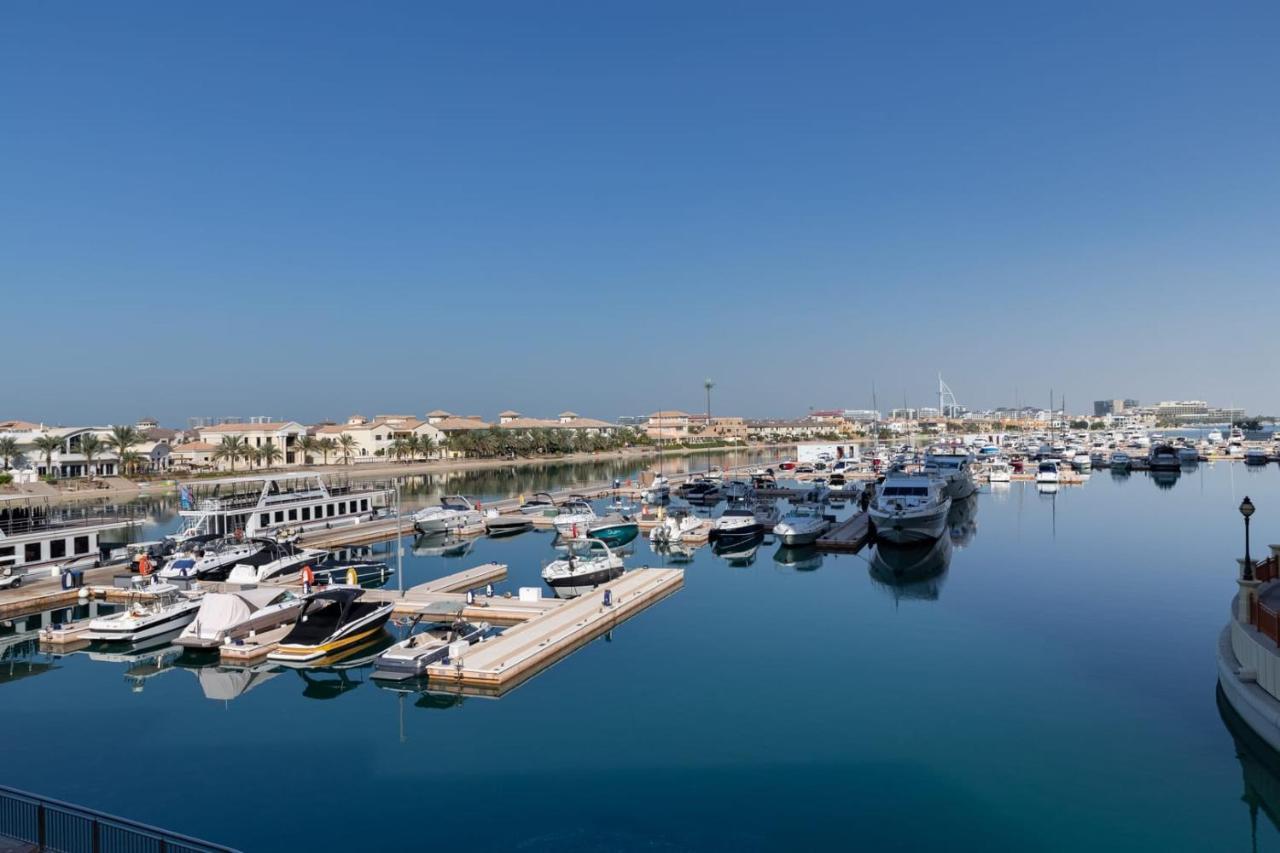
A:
882;486;929;497
50;539;67;559
1038;463;1056;472
288;509;298;521
25;543;41;562
0;546;13;559
301;507;311;521
260;513;270;527
275;511;284;523
361;500;369;512
723;508;752;517
338;502;346;514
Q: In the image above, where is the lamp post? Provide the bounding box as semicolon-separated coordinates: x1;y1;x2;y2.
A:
1241;496;1256;581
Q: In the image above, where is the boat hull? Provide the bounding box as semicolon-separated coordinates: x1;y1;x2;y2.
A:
268;606;393;663
870;505;949;544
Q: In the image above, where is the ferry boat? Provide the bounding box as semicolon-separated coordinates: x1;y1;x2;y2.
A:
0;498;142;580
171;473;389;544
869;473;951;544
267;588;393;663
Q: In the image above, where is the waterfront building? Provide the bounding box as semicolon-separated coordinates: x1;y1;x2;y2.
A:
196;421;307;468
313;414;445;461
744;419;830;441
687;415;749;441
168;440;217;471
646;411;691;442
0;421;128;479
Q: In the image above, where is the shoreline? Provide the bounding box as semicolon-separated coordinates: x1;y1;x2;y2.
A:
0;442;797;506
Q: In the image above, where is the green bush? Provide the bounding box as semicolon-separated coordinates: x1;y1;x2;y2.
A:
0;473;13;486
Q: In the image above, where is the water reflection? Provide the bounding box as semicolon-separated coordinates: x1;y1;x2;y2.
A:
412;533;477;559
948;495;978;548
772;545;823;572
1218;685;1280;847
712;531;765;566
868;535;953;601
1152;470;1181;490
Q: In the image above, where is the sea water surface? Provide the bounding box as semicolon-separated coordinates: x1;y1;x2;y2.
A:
4;455;1280;852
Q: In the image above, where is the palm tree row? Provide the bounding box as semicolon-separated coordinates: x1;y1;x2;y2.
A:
439;426;647;460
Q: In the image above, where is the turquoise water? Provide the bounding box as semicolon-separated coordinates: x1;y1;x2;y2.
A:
4;459;1280;851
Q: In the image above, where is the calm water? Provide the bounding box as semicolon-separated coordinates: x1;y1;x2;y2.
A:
5;457;1280;851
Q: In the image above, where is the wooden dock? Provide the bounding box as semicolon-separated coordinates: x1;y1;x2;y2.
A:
816;511;872;553
424;567;683;696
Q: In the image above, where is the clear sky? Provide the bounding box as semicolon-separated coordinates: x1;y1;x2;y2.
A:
4;1;1278;426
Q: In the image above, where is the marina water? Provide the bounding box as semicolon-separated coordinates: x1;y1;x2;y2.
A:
3;453;1278;851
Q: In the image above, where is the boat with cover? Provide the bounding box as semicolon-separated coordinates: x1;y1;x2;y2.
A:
176;588;305;649
541;538;624;591
483;510;534;536
868;472;951;545
85;580;202;643
267;587;393;663
159;537;265;582
412;496;484;534
773;503;832;546
372;606;491;681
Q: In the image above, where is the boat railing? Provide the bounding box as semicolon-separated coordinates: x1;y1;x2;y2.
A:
0;783;239;853
0;504;146;538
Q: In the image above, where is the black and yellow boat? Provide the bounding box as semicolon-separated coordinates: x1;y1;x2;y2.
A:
267;588;393;664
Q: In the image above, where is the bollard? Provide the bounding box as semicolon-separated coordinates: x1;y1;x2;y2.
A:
603;588;613;607
466;589;475;605
485;583;494;598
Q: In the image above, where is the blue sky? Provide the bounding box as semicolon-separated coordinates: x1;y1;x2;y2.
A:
4;1;1278;426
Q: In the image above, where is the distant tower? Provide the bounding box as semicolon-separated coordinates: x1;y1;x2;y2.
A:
938;374;959;419
704;378;715;425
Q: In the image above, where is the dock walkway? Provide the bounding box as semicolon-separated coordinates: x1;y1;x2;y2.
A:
816;511;872;553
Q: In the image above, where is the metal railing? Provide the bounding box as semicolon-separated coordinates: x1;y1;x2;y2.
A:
0;504;147;539
0;785;239;853
1250;556;1280;646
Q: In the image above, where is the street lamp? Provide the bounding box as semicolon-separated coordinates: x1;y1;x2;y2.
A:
1241;496;1256;581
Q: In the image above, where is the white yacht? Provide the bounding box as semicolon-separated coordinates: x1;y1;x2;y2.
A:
987;461;1011;483
226;540;329;584
1071;453;1092;471
541;538;624;592
648;509;704;545
158;537;265;582
176;588;306;649
1207;430;1224;445
171;473;388;544
1035;461;1060;484
923;452;978;500
709;501;778;541
552;498;598;537
85;580;202;643
642;476;671;504
868;473;951;544
411;495;484;534
773;503;831;546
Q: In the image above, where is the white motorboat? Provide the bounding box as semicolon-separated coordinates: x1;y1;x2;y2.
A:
868;473;951;544
226;541;329;584
176;588;305;649
372;612;492;681
483;510;534;537
552;498;598;537
267;587;394;663
708;503;770;541
923;452;978;500
1207;430;1224;445
648;509;704;545
518;492;558;516
773;503;831;546
642;475;671;504
412;496;484;534
1071;453;1092;471
987;461;1011;483
541;538;624;592
85;580;202;643
159;537;265;582
1035;461;1060;483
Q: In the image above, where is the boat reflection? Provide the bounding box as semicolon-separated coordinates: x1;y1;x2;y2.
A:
1151;470;1180;490
772;545;823;572
412;532;476;559
948;494;979;549
713;531;764;567
281;631;395;699
1218;684;1280;844
193;664;280;701
868;535;953;601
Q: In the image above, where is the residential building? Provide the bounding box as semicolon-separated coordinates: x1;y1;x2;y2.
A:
646;411;691;442
313;415;445;461
169;441;217;471
197;421;307;468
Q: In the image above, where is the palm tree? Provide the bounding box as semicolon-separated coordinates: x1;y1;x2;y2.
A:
388;437;409;462
259;442;283;470
119;450;144;476
108;425;142;474
336;435;357;465
297;435;320;466
214;435;248;472
0;436;18;470
418;434;437;461
78;433;103;479
403;434;421;462
318;437;337;465
32;434;62;478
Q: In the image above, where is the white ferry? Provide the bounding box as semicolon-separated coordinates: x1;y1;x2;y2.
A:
171;473;391;544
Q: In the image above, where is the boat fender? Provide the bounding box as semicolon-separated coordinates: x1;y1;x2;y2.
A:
466;590;475;605
346;567;358;585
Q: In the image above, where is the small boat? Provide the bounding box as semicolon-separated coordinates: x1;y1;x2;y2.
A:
372;611;491;681
924;452;978;500
1177;446;1200;465
721;480;752;503
642;476;670;504
1035;461;1060;483
709;506;765;541
582;514;639;548
1148;445;1182;471
868;473;951;545
176;588;305;650
85;580;202;643
552;498;598;537
541;538;624;591
483;510;534;537
827;473;851;493
987;461;1011;483
267;588;393;664
1110;451;1132;469
1245;447;1271;466
648;509;703;544
680;480;721;504
1071;453;1092;471
773;503;832;546
412;496;484;534
518;492;558;516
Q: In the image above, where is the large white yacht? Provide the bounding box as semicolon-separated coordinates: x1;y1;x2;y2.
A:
868;472;951;544
411;495;484;534
923;452;978;500
171;473;389;544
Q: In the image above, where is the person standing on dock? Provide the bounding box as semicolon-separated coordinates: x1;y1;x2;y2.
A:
301;564;315;594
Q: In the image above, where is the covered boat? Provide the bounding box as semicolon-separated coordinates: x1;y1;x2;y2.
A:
176;588;305;649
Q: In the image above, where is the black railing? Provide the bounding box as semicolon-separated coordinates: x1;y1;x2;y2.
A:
0;785;239;853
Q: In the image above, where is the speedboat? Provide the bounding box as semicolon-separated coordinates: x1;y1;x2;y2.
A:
159;537;264;582
709;506;765;541
773;503;831;546
85;580;202;643
1148;445;1182;471
1071;453;1092;471
681;480;721;505
412;496;484;534
648;509;703;545
483;510;534;537
226;540;327;584
372;614;491;681
1177;446;1200;465
868;473;951;544
176;588;305;650
518;492;557;516
267;588;393;664
642;476;671;504
1035;461;1060;483
987;461;1011;483
583;514;639;548
541;538;624;591
552;498;598;537
721;480;752;503
1245;447;1271;466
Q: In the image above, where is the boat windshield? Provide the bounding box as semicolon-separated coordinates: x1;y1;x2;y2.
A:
565;539;605;558
1038;463;1056;472
882;486;929;497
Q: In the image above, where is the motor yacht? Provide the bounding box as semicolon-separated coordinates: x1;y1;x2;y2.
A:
372;613;492;681
226;540;328;584
708;502;774;541
541;538;625;591
923;452;978;500
412;496;484;534
552;498;598;537
1035;461;1060;483
773;503;832;546
176;588;305;650
267;588;393;663
483;510;534;537
1148;445;1182;472
85;580;202;643
581;514;639;548
868;473;951;544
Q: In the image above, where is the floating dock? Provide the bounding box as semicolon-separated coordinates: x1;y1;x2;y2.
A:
816;511;872;553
